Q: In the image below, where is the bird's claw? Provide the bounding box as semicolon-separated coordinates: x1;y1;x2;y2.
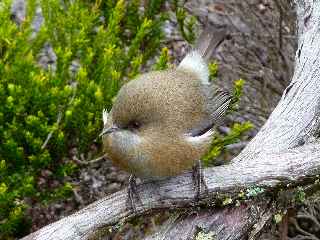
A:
127;175;141;213
192;159;208;201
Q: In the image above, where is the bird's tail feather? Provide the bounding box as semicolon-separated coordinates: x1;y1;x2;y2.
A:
195;25;227;62
178;25;228;85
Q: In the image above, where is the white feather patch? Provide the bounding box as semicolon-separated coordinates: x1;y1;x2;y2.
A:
178;51;209;85
102;109;108;125
185;128;214;144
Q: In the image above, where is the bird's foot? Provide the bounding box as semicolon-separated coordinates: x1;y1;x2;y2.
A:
192;159;208;201
127;175;141;213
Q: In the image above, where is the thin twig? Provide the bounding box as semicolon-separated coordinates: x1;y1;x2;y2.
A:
72;154;108;166
41;83;77;150
72;188;84;205
41;111;62;150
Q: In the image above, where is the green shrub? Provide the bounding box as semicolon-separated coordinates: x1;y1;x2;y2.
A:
0;0;167;238
172;0;196;44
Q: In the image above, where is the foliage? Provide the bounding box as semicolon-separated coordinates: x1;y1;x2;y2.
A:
153;47;171;71
208;62;219;80
202;121;253;165
172;0;196;44
229;78;245;112
0;0;167;238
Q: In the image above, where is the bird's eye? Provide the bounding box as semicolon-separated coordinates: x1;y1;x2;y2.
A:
126;121;141;130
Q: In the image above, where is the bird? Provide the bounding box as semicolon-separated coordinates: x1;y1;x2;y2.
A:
100;25;231;210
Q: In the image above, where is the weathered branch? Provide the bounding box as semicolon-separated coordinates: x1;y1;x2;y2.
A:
145;200;274;240
22;1;320;239
22;143;320;240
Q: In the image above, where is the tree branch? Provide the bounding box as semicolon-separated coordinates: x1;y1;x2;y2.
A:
22;143;320;240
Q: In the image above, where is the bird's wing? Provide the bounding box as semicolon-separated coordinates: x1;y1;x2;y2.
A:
189;88;231;137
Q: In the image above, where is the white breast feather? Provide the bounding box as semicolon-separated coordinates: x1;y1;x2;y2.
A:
178;51;209;85
102;109;108;125
185;128;214;145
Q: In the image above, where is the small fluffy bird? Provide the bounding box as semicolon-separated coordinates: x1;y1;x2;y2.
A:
101;26;230;208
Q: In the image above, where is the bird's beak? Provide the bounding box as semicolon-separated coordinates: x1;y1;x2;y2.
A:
99;126;119;137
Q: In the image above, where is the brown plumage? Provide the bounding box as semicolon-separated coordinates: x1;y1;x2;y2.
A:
101;26;230;179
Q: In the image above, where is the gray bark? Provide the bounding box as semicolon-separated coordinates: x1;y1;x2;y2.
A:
21;0;320;239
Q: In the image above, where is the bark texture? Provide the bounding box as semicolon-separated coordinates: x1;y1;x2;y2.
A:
22;0;320;239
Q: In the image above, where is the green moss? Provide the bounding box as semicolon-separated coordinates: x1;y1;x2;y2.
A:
273;213;283;224
195;231;216;240
295;187;306;203
222;197;233;206
246;187;265;198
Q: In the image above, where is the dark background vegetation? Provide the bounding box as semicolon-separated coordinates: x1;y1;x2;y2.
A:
1;0;318;239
